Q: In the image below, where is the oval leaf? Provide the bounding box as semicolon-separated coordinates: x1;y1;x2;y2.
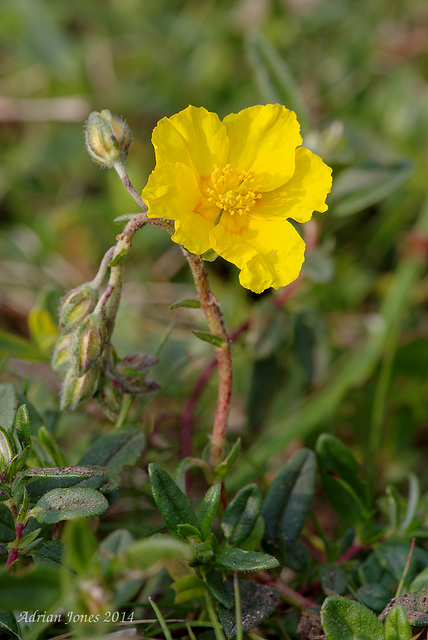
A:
0;566;61;610
169;299;201;310
0;504;15;544
126;535;193;571
31;488;108;524
217;580;280;638
214;548;279;572
316;435;369;525
321;595;385;640
198;484;222;541
261;448;316;562
149;463;198;537
385;604;412;640
79;428;145;471
192;331;225;348
222;484;262;547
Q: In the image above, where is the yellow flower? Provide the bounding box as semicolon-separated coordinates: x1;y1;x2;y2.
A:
141;104;332;294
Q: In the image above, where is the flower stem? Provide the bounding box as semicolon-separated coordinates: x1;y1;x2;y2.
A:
113;162;174;234
184;253;232;469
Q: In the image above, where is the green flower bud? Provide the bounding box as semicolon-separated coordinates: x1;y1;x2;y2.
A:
71;314;108;377
85;109;132;168
51;333;73;374
59;284;99;332
60;365;102;411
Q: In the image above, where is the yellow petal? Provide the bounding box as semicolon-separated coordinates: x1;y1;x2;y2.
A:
210;215;305;294
223;104;302;192
252;147;333;223
142;162;216;255
152;106;229;178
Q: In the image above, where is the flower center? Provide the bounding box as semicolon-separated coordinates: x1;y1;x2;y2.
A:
206;164;261;223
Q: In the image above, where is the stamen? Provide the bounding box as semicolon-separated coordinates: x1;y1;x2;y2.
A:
206;165;261;222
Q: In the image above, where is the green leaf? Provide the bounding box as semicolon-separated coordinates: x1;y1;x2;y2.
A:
238;515;265;552
0;566;61;610
0;331;43;362
381;589;428;626
175;457;211;492
0;609;20;637
12;404;31;448
177;523;203;541
192;331;225;348
245;29;308;129
357;584;392;613
30;487;108;524
222;484;262;547
99;528;135;576
125;535;193;571
0;384;17;431
17;528;42;553
34;426;67;467
213;438;241;481
171;574;207;603
214;548;279;572
149;463;198;537
321;595;385;640
32;540;64;567
63;518;97;574
198;484;221;541
320;563;349;596
261;448;316;562
384;604;412;640
169;299;201;310
316;434;370;525
331;160;412;218
25;466;107;500
28;305;58;353
79;428;145;471
217;580;280;638
205;569;234;609
0;503;15;543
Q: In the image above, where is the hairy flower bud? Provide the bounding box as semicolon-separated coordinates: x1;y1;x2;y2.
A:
85;109;132;168
113;353;160;395
71;314;108;377
60;365;102;411
96;374;124;421
59;284;99;333
51;333;72;374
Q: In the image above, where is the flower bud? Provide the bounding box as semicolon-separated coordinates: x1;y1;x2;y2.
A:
71;314;108;377
60;365;102;411
96;374;124;421
85;110;132;168
59;284;99;333
51;333;73;374
113;353;160;395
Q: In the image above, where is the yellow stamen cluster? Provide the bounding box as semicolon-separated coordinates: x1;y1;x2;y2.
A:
206;164;261;218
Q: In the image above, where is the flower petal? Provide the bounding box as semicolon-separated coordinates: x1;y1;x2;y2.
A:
142;162;217;255
223;104;302;192
210;215;305;294
251;147;333;223
152;106;229;178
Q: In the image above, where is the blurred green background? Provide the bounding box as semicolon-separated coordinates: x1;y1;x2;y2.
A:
1;0;428;485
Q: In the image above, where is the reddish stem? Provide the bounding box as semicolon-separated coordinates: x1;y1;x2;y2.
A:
183;254;233;469
5;507;24;569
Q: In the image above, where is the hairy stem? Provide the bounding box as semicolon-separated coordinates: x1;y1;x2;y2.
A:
113;162;174;235
184;252;233;468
